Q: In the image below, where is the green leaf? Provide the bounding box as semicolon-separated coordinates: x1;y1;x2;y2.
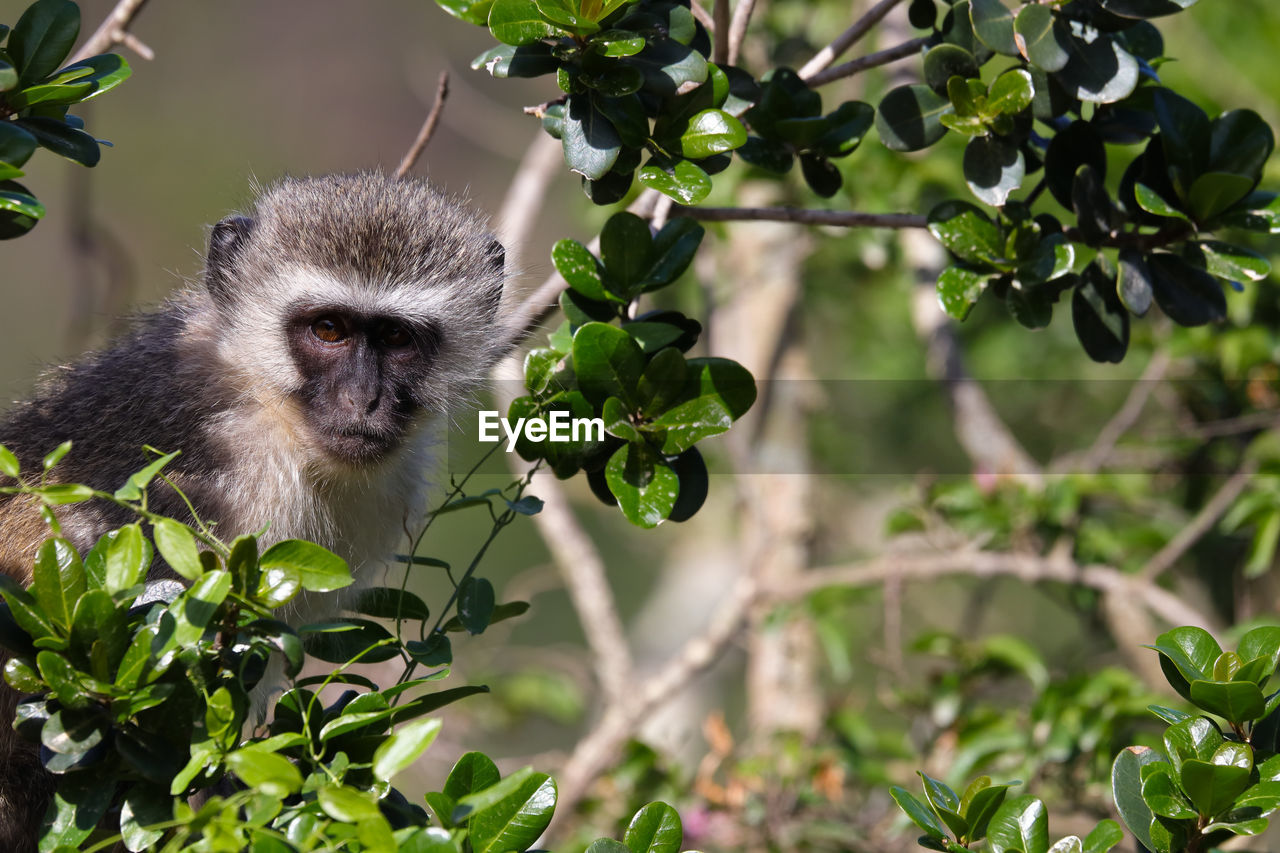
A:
0;184;44;222
0;60;16;93
1141;766;1197;819
593;28;645;57
1188;680;1266;723
438;0;498;25
303;618;399;664
986;69;1034;115
1209;109;1273;180
562;93;622;181
1082;820;1124;853
936;266;988;321
120;785;171;853
876;84;952;152
928;200;1004;266
623;801;683;853
445;751;502;801
987;795;1048;853
1058;35;1139;104
38;771;114;852
572;321;646;408
353;586;431;622
464;770;557;853
1149;626;1221;685
1100;0;1197;17
679;108;746;159
1188;171;1255;223
373;717;443;783
1153;88;1210;197
406;633;452;667
1117;248;1153;317
1112;746;1165;851
151;518;203;581
260;539;351;593
318;785;382;822
31;538;84;630
8;0;80;85
891;786;949;841
815;100;875;157
458;576;496;635
964;783;1011;841
1072;260;1129;363
969;0;1018;56
227;749;304;798
1133;183;1189;221
623;38;707;96
1180;758;1251;817
638;157;712;205
605;443;678;528
1195;240;1271;283
113;450;180;502
553;239;612;302
641;218;704;290
1147;251;1226;327
1014;4;1070;72
923;44;980;94
14;117;99;166
488;0;557;44
963;135;1025;206
0;122;39;168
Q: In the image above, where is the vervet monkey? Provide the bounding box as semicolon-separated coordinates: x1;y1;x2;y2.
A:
0;172;508;850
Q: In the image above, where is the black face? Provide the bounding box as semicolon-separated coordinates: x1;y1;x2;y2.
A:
285;304;440;464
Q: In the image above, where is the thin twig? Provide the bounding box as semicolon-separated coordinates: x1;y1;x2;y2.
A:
805;36;930;87
1139;463;1260;583
69;0;153;64
1070;350;1171;474
395;71;450;180
712;0;730;64
726;0;758;66
674;206;928;228
798;0;908;80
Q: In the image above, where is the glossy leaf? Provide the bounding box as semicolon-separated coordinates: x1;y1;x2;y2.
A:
488;0;556;44
936;265;988;321
987;794;1048;853
605;443;678;528
562;94;622;181
372;717;443;783
9;0;80;85
572;321;645;408
1117;249;1153;317
928;201;1004;267
1014;4;1070;71
1072;260;1129;363
261;539;351;593
1058;35;1139;104
964;135;1024;206
638;157;712;205
1147;252;1226;327
969;0;1018;56
876;84;951;152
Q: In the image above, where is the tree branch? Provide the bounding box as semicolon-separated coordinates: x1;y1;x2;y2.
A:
798;0;908;80
804;36;930;87
69;0;153;64
1065;350;1171;475
395;71;450;180
726;0;758;66
1139;462;1260;584
712;0;730;64
778;550;1218;635
674;206;928;228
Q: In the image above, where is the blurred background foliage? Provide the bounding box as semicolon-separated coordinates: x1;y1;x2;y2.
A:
5;0;1280;850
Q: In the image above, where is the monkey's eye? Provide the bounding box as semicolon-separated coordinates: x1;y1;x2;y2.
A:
310;315;348;344
378;322;412;349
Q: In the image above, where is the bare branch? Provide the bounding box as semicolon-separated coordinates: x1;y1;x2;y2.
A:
70;0;153;64
496;131;563;277
1140;462;1260;583
779;550;1218;635
1067;350;1171;474
550;574;758;825
675;206;928;228
712;0;730;64
726;0;759;66
805;36;929;87
395;71;451;180
798;0;908;80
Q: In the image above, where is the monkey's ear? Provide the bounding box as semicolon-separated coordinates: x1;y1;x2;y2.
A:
205;215;255;304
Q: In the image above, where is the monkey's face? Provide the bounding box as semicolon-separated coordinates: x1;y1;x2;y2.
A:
284;303;441;464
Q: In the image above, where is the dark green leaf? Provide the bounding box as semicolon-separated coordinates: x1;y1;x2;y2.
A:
465;770;557;853
1072;259;1129;363
13;116;99;166
641;217;704;290
815;101;875;157
572;321;646;409
1209;109;1273;180
1100;0;1196;17
889;786;949;841
927;200;1004;266
9;0;79;85
1195;241;1271;283
1117;249;1153;316
963;135;1024;206
666;446;707;523
622;38;707;97
1188;680;1265;724
38;770;114;851
623;801;682;853
457;576;496;635
1111;746;1164;851
936;265;988;321
406;633;452;667
0;122;38;168
987;795;1047;853
1147;251;1226;327
1180;758;1251;817
438;0;498;25
31;538;84;630
353;587;431;622
986;68;1034;115
601;211;653;293
605;443;678;528
1153;88;1210;198
1014;4;1070;71
1141;766;1197;819
562;94;622;181
444;751;503;801
969;0;1018;56
679;108;746;158
923;44;980;93
1188;171;1255;223
1058;34;1139;104
303;618;399;664
800;152;842;198
876;84;952;152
